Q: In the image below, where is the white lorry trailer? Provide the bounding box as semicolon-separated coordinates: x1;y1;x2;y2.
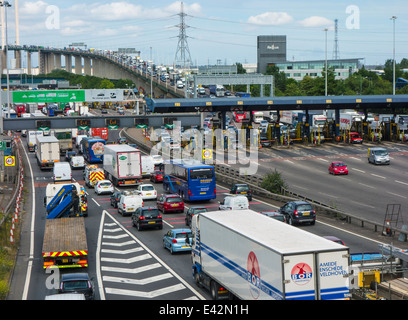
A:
36;136;60;170
27;130;44;152
103;144;142;186
191;210;350;300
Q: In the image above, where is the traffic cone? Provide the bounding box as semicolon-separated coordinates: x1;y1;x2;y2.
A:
383;219;392;236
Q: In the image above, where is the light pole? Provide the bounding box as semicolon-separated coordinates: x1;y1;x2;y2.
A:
324;28;328;96
391;16;397;95
0;1;11;118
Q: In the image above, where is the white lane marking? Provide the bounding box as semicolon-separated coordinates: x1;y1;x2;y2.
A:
371;174;386;179
92;198;101;206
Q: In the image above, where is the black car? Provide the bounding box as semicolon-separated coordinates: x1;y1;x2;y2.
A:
132;207;163;231
110;191;123;208
101;108;108;114
58;273;95;300
279;201;316;226
230;183;252;201
185;206;208;227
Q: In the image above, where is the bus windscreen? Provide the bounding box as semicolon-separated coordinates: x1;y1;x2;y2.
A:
190;168;213;179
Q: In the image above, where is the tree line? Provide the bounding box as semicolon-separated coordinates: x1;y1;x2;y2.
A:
234;59;408;97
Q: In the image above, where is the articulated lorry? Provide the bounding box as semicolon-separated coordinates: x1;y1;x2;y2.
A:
103;144;142;186
191;210;350;300
36;136;60;169
42;183;88;270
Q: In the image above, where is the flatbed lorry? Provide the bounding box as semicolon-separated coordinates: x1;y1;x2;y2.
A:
42;183;88;270
191;210;350;300
42;217;88;270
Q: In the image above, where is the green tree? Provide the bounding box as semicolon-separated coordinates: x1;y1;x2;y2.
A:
260;169;287;194
99;79;115;89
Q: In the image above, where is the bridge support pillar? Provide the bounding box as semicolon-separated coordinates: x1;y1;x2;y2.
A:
93;58;102;77
74;56;82;75
0;50;5;76
83;57;91;76
47;53;55;73
64;54;72;73
14;50;21;69
38;50;45;74
26;51;31;75
54;53;61;70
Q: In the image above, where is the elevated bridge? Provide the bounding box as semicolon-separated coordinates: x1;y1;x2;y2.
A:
6;45;185;98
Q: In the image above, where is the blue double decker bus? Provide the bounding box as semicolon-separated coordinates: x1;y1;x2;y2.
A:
163;159;216;202
80;137;105;163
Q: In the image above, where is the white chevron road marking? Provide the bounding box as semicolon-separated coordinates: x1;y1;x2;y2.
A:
103;273;173;285
105;284;186;298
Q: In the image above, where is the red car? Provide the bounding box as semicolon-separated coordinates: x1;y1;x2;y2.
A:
328;161;348;175
150;170;164;183
349;132;363;144
157;194;184;213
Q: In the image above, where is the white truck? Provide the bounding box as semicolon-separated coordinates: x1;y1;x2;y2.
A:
191;210;350;300
103;144;142;186
36;136;60;170
27;130;44;152
141;155;155;177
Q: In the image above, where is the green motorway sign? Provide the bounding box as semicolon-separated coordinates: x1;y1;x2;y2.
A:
13;90;86;103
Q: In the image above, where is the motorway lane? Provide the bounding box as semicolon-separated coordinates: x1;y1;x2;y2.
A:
226;141;408;226
12;129;408;301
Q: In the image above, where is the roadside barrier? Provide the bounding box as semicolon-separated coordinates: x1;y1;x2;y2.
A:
5;136;24;244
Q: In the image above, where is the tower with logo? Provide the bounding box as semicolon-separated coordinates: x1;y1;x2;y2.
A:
257;35;287;73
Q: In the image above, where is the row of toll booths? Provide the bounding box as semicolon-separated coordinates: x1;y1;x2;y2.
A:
203;111;408;148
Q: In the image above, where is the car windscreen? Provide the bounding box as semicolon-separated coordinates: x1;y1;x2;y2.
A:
193;208;207;214
99;182;111;187
63;280;89;290
236;186;249;191
166;197;182;203
189;168;214;179
374;150;388;156
333;163;346;167
175;232;192;239
141;209;160;217
297;204;313;211
142;185;155;191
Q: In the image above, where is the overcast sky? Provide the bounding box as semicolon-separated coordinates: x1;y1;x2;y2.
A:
6;1;408;67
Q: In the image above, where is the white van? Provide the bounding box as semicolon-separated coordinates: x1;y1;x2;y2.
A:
53;162;72;183
219;195;249;210
70;155;85;169
118;191;144;216
141;155;155;177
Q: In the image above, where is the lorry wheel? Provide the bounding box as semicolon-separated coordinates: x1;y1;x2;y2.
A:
210;281;219;300
194;270;202;288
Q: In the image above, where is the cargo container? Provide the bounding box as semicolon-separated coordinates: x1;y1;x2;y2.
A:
191;210;350;300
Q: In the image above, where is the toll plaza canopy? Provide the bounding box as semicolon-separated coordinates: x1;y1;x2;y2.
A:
145;95;408;113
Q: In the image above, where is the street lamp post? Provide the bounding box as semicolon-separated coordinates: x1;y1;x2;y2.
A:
324;28;328;96
0;1;11;118
391;16;397;95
